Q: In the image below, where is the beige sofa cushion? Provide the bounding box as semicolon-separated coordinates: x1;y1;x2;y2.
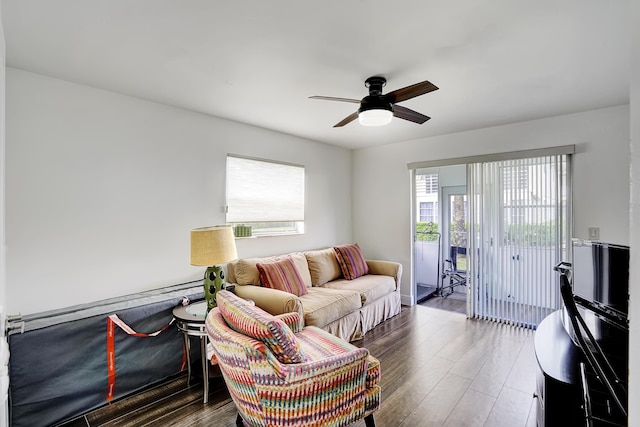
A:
323;274;396;306
234;252;312;288
304;248;342;286
235;256;276;286
301;287;361;329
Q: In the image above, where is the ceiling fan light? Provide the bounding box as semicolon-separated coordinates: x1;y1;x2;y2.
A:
358;108;393;126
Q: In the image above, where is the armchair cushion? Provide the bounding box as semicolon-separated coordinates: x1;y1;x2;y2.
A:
216;290;309;364
257;256;308;297
296;326;381;389
334;243;369;280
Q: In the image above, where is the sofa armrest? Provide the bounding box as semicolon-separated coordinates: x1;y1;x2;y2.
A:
365;260;403;290
233;284;304;319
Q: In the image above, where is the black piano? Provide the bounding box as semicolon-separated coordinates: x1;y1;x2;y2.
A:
535;240;628;427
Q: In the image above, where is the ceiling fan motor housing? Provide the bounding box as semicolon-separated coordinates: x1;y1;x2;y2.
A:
359;77;392;126
358;95;392;114
364;76;387;96
360;76;393;115
358;94;393;126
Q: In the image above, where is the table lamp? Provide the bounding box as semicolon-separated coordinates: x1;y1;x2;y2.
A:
190;225;238;310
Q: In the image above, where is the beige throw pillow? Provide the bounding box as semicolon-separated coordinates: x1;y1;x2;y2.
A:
305;248;343;286
288;252;313;288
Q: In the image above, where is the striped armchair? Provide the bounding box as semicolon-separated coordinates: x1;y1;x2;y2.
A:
206;290;380;427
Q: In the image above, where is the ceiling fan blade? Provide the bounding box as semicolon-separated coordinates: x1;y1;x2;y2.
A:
383;80;438;104
393;105;431;124
309;96;361;104
334;111;359;127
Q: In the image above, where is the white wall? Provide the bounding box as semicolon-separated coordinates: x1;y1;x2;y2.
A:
426;164;467;188
0;6;8;427
0;4;6;315
5;68;352;315
628;0;639;421
353;105;630;304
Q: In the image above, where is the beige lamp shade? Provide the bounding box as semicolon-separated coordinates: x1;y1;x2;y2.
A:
190;225;238;266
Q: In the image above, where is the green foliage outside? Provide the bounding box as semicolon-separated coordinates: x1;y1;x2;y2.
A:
416;222;468;244
416;222;439;241
504;222;558;246
417;221;559;246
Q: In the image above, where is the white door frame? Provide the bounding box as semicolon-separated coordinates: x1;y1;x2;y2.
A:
441;185;467;260
441;186;469;314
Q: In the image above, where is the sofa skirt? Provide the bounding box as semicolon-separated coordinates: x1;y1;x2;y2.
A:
322;311;362;342
321;291;401;342
361;291;402;336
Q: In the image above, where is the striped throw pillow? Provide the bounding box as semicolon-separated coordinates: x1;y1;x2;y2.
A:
334;243;369;280
216;290;309;364
257;256;308;297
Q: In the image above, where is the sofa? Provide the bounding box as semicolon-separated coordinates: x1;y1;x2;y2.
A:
227;244;402;342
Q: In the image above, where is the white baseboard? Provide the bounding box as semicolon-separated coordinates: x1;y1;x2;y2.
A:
401;293;415;306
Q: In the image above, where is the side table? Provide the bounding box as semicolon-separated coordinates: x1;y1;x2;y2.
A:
172;300;212;403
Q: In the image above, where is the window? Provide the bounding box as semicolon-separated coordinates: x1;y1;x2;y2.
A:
424;173;439;194
226;155;304;237
502;165;529;191
415;172;439;225
419;201;438;222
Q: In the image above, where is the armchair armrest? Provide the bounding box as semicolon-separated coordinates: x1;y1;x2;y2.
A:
275;312;304;333
281;347;370;382
366;259;403;289
233;285;304;319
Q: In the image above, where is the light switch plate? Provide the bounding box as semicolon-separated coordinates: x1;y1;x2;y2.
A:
588;227;600;240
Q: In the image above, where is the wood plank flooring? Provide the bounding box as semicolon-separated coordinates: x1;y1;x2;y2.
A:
60;303;538;427
419;290;467;314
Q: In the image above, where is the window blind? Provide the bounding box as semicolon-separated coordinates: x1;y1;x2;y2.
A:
467;154;570;328
226;155;305;223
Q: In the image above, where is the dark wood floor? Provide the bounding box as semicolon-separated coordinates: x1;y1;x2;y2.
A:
419;288;467;314
60;303;537;427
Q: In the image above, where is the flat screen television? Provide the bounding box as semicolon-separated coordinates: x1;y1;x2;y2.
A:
571;239;629;325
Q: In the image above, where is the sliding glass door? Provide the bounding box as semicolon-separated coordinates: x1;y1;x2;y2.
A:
467;155;571;328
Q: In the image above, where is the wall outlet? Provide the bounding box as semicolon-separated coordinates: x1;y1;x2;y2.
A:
588;227;600;240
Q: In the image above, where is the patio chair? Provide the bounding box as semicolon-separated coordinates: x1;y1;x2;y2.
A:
206;290;380;427
441;245;467;297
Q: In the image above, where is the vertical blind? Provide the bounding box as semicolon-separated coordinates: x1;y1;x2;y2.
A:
467;154;570;328
226;155;305;223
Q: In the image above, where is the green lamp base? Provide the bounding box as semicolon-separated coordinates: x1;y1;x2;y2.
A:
203;265;226;310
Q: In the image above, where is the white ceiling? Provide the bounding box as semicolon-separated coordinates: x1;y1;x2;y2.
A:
1;0;630;149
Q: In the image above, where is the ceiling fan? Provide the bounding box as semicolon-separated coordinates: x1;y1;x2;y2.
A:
310;76;438;127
